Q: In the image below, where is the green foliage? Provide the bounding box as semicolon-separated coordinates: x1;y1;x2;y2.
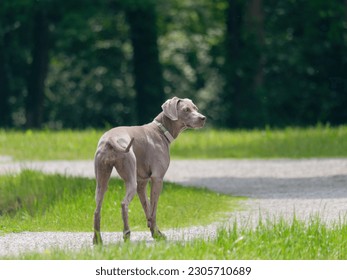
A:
0;171;240;233
46;4;136;128
1;0;346;128
262;0;347;127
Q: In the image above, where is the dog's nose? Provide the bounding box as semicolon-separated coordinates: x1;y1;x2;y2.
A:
200;115;206;121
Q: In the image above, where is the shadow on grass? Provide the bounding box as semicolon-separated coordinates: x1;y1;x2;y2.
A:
0;170;240;233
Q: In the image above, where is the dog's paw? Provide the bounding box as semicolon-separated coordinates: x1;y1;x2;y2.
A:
93;233;103;245
151;229;167;241
123;230;131;242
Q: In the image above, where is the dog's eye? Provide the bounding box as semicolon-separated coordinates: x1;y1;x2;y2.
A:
184;107;191;112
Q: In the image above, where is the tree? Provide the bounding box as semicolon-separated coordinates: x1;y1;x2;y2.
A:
25;7;50;128
263;0;347;126
46;1;136;128
1;0;346;129
246;0;265;89
222;0;244;127
125;0;164;124
0;29;11;127
0;0;33;128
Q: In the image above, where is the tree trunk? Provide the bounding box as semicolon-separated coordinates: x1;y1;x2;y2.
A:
0;31;11;127
246;0;265;89
223;0;243;127
126;3;164;124
25;9;49;128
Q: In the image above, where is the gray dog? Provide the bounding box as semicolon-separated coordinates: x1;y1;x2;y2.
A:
93;97;206;244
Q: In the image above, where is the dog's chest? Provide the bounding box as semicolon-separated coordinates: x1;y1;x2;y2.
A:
133;135;170;179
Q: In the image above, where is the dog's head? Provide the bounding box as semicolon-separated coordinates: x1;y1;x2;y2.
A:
162;97;206;129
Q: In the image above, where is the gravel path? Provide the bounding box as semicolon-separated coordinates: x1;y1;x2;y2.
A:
1;158;347;257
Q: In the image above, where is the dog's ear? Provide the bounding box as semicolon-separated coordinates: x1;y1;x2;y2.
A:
162;97;180;121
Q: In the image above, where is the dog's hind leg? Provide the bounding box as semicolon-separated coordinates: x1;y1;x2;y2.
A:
115;151;137;241
93;158;113;245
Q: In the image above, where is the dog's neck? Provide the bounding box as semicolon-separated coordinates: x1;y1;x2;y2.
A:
154;112;187;141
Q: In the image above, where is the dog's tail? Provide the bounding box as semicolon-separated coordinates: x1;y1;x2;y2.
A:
106;137;134;153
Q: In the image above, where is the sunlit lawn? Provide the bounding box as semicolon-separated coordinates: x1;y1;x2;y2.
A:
1;126;347;260
1;125;347;160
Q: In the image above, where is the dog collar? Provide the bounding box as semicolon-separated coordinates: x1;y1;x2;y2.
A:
153;120;174;143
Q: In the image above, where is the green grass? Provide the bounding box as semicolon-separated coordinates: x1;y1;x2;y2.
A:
6;217;347;260
1;125;347;160
0;171;241;234
0;129;99;160
1;126;347;260
172;125;347;158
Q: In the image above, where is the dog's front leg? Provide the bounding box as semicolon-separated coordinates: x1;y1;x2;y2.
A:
149;177;166;240
137;179;150;226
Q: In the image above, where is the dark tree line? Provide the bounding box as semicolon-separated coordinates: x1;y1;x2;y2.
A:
0;0;346;129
